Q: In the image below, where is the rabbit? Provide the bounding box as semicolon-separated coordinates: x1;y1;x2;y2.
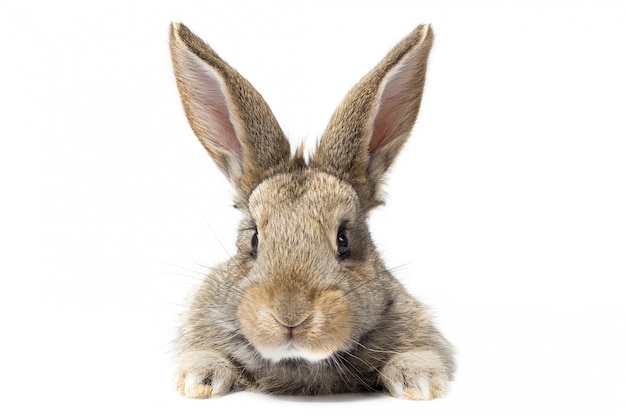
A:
169;22;455;400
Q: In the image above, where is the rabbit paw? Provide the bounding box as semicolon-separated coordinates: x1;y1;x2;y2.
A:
176;350;237;398
380;350;449;400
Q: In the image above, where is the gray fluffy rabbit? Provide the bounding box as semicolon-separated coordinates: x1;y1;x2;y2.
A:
169;22;455;400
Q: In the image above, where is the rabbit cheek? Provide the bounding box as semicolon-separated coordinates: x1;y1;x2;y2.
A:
307;290;352;356
237;286;352;362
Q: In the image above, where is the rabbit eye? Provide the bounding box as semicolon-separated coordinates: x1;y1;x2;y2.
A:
337;224;350;260
250;230;259;257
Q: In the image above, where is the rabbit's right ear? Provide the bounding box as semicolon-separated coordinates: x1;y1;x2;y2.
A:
169;23;291;199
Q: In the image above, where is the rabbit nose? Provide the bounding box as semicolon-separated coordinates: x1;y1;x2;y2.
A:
271;311;312;334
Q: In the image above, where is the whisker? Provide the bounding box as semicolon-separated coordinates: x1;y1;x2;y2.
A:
193;204;236;259
333;351;377;392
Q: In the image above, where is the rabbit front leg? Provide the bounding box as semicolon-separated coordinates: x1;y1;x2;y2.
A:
176;350;238;398
379;350;449;400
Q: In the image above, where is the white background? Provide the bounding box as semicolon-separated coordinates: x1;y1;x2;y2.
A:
2;0;625;415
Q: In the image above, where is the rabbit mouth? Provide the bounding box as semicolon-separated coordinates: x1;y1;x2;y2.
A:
238;285;353;364
242;311;346;363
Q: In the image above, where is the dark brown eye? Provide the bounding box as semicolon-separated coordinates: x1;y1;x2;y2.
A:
250;230;259;257
337;225;350;260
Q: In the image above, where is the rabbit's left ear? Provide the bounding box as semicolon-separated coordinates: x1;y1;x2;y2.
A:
312;25;434;210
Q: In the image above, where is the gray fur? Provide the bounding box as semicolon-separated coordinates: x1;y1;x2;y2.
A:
170;22;454;400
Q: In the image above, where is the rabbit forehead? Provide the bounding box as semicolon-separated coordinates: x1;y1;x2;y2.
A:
248;170;360;228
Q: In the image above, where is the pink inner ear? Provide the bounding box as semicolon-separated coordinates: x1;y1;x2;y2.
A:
369;59;416;155
188;53;243;160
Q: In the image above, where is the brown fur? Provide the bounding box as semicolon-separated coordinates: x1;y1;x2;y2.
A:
170;22;454;400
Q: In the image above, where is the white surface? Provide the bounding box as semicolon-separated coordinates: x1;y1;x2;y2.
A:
2;0;625;415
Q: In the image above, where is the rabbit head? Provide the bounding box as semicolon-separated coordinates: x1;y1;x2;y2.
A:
170;23;434;365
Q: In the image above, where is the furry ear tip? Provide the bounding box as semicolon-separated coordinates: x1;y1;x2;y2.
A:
169;22;183;43
416;24;434;45
427;24;435;39
170;22;194;43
